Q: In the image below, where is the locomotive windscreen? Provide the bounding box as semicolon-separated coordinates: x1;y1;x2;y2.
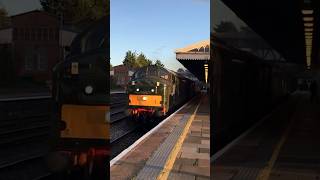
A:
69;20;106;56
133;66;170;80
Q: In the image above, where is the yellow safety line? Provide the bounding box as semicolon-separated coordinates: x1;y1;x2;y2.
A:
157;99;202;180
256;116;294;180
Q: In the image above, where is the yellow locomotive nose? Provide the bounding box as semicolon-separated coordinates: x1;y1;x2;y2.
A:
129;94;162;107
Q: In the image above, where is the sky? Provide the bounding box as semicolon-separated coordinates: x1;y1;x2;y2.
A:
111;0;209;71
0;0;210;71
0;0;41;15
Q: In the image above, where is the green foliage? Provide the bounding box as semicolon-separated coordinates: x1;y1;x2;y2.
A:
0;45;13;83
154;59;164;67
0;8;10;28
214;21;238;33
122;51;152;68
40;0;108;27
177;68;185;73
123;50;137;67
136;53;152;67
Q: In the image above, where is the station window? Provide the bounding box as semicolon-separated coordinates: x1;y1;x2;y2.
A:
38;53;48;71
43;28;48;40
25;28;30;40
19;28;24;40
31;28;35;40
55;29;59;41
49;29;54;40
13;28;17;40
37;28;42;40
24;55;34;71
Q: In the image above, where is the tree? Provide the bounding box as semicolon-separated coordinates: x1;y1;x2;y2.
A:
122;50;137;68
136;52;152;67
177;68;185;73
0;44;13;83
154;59;164;67
0;8;10;28
122;51;155;68
214;21;238;33
240;26;254;34
40;0;107;27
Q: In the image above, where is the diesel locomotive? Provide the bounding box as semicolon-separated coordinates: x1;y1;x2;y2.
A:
51;16;109;178
127;65;198;121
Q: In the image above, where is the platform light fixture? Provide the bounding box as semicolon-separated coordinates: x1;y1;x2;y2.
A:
307;57;311;67
303;17;314;21
204;64;208;84
304;23;314;27
302;9;314;15
305;28;313;32
302;9;313;68
305;37;313;41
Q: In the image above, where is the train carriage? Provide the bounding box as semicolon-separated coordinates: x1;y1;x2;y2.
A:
211;40;301;153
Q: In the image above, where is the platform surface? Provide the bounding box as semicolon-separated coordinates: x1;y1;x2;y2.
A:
212;91;320;180
110;94;210;179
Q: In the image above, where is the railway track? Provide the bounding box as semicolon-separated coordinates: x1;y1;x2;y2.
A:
0;96;54;179
109;92;170;158
110;93;142;158
110;92;128;122
110;116;140;143
110;93;132;142
109;92;165;158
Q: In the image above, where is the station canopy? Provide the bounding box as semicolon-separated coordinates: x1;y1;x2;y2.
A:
175;39;210;82
219;0;320;68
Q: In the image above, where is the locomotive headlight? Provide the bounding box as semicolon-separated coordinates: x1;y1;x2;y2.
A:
142;96;148;101
84;85;93;94
136;88;140;92
151;89;155;92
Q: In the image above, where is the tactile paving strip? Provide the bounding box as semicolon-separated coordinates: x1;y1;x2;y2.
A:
136;109;194;179
232;166;260;180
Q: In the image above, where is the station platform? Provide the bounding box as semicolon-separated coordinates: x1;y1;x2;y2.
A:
212;91;320;180
110;94;210;179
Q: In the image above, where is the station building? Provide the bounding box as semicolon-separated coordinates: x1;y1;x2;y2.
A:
0;10;77;83
110;64;135;88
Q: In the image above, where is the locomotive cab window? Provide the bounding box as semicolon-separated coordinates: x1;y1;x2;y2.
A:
134;69;146;79
159;69;169;80
70;20;106;56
